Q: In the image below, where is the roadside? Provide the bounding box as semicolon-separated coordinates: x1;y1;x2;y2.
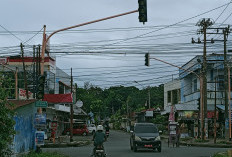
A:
42;134;93;148
160;134;232;148
21;151;69;157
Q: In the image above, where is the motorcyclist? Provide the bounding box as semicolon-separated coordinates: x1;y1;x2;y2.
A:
91;125;107;156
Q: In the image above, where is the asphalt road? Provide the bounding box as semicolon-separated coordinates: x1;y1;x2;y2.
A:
43;130;229;157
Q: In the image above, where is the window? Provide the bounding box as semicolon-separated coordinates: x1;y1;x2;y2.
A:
193;79;197;92
210;70;214;81
59;82;64;94
218;75;224;90
168;91;171;103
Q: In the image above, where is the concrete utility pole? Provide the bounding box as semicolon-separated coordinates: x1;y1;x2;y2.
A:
21;43;29;99
194;18;214;139
70;68;74;142
201;26;231;140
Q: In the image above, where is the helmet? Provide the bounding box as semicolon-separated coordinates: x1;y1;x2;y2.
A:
97;125;104;131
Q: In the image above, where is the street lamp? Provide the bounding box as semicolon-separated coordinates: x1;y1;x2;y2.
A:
134;81;150;109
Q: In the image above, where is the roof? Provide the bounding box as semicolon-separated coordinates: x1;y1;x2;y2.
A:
217;104;225;110
7;99;37;110
43;93;73;104
161;104;198;115
175;104;198;111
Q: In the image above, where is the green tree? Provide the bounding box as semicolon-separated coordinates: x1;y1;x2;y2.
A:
0;73;16;156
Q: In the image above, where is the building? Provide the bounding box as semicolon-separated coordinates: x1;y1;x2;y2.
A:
8;99;37;156
163;79;181;109
179;53;231;138
162;53;230;138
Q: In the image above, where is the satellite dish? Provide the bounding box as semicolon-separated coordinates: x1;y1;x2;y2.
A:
75;100;83;108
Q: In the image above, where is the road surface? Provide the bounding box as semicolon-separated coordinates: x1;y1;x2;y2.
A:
43;130;228;157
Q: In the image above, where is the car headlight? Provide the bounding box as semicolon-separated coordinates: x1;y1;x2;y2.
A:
155;136;160;141
135;135;142;141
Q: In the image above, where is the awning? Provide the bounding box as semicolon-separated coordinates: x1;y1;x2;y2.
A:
43;93;73;104
217;104;225;110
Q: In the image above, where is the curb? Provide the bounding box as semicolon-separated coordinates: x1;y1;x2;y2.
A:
42;140;91;148
161;136;232;148
179;142;232;148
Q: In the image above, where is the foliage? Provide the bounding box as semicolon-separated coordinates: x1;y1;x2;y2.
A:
21;151;69;157
76;84;164;120
213;152;228;157
0;72;16;156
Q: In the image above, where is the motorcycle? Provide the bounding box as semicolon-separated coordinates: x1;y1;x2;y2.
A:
94;144;106;157
105;131;109;138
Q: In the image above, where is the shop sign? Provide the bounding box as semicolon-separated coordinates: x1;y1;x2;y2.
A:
35;101;48;108
145;111;153;117
183;111;194;118
35;131;45;146
0;58;7;64
34;113;46;129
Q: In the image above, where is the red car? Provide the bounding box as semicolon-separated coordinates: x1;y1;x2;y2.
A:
63;124;89;136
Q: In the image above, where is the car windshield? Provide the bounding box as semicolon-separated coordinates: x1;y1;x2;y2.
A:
134;125;158;133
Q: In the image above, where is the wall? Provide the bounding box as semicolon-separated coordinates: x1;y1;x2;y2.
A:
55;67;71;94
164;79;181;109
12;103;37;155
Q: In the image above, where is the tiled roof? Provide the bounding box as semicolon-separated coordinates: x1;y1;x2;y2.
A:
7;99;36;110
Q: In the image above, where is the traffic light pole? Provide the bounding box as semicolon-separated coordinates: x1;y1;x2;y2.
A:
40;9;139;76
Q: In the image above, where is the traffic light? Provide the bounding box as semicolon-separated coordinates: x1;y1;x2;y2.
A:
37;75;45;99
138;0;147;24
197;98;200;110
145;53;150;66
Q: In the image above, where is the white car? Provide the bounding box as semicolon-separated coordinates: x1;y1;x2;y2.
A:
87;124;96;135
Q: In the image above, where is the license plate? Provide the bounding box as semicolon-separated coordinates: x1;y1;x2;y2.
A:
144;144;153;148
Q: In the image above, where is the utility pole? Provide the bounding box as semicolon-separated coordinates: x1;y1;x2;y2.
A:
194;24;231;140
15;67;18;100
148;86;151;109
33;45;36;98
228;65;231;141
70;68;74;142
194;18;214;139
21;43;29;99
224;28;229;140
214;79;217;144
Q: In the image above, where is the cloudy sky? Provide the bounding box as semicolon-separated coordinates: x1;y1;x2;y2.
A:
0;0;232;88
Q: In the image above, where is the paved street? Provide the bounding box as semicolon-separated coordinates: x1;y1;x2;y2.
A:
43;130;229;157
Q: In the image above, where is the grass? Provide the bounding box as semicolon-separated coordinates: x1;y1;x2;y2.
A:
194;139;210;143
21;151;69;157
213;152;228;157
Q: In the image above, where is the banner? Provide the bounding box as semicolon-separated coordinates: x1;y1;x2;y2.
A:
35;131;45;146
19;88;33;100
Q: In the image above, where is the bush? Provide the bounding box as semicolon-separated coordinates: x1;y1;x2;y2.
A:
213;152;228;157
0;73;16;156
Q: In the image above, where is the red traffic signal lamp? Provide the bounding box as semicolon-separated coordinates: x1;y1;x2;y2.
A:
145;53;150;66
138;0;147;24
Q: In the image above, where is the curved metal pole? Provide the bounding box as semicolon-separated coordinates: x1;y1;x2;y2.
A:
46;10;138;43
41;10;138;76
